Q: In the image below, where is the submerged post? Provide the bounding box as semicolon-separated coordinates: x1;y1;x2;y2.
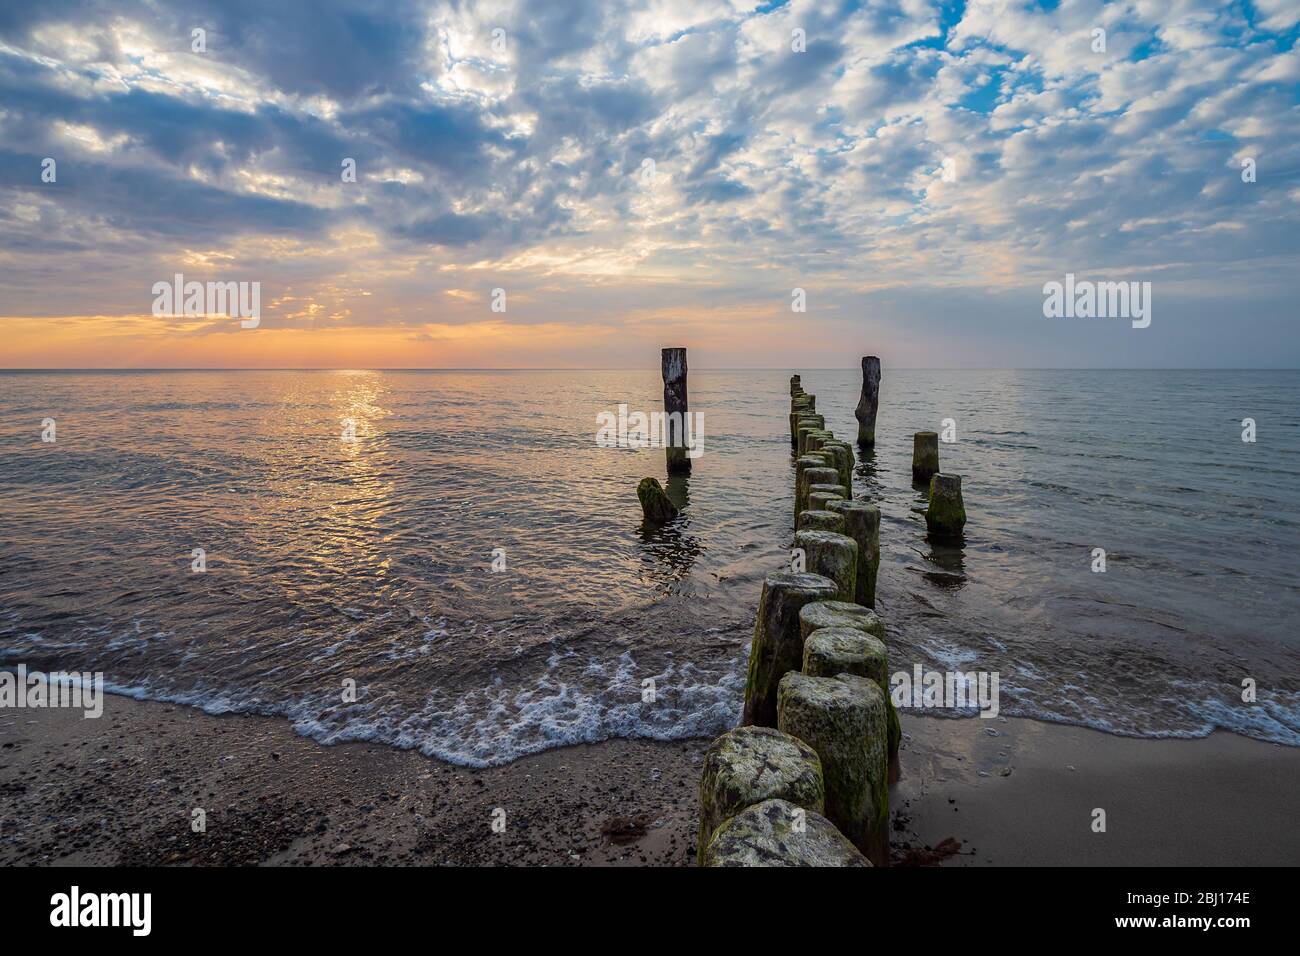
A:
925;474;967;540
637;476;679;523
912;431;939;483
662;347;690;474
855;357;881;446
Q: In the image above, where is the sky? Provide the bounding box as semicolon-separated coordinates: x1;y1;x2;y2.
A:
0;0;1297;369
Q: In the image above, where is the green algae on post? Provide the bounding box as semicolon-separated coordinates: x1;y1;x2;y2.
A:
777;672;889;866
926;473;967;540
798;600;885;641
696;727;825;865
704;798;870;867
796;466;839;519
792;529;858;602
807;487;847;512
802;625;900;765
825;498;881;609
742;571;840;728
636;476;678;523
797;510;846;533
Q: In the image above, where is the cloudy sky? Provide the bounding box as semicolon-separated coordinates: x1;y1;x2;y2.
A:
1;0;1297;368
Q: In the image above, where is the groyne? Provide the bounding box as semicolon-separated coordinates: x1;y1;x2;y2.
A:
699;362;968;866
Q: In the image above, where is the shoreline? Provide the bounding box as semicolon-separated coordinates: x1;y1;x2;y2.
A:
3;693;1295;866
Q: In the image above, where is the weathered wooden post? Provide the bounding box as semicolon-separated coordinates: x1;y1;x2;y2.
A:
926;474;967;540
798;600;884;642
855;357;881;446
912;431;939;483
807;486;847;512
742;571;840;727
803;625;900;771
797;420;825;456
796;465;839;518
826;499;881;609
697;726;824;865
797;510;846;533
793;530;858;602
637;476;678;523
819;440;854;496
778;672;889;865
703;799;870;867
662;347;690;474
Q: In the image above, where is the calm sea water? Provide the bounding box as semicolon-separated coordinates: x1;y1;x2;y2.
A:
2;369;1298;764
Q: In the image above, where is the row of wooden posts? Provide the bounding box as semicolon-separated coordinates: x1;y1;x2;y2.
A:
695;370;892;865
696;361;966;866
630;352;967;863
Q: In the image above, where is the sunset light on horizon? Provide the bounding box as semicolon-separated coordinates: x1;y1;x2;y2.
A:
3;1;1297;368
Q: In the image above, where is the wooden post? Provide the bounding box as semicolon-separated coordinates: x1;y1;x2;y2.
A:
855;357;881;446
926;474;967;540
912;431;939;483
778;672;889;865
742;571;840;727
662;347;690;474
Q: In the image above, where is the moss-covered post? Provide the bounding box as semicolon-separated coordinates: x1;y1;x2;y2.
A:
788;409;808;446
912;431;939;483
925;473;967;540
797;466;839;519
703;799;870;867
662;347;690;474
742;571;840;727
798;600;884;641
826;499;881;609
855;356;882;446
797;420;825;456
794;455;831;511
789;374;801;397
793;529;858;602
802;626;900;771
797;510;845;533
777;672;889;866
803;627;888;684
790;394;815;446
637;476;678;523
820;440;854;496
697;726;824;865
807;487;846;511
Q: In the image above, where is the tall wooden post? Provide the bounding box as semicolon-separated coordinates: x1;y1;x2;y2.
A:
662;347;690;474
855;356;881;446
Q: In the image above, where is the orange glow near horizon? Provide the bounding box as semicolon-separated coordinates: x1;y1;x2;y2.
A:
1;301;856;368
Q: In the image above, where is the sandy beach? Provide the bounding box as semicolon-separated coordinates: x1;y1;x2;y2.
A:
4;695;1295;867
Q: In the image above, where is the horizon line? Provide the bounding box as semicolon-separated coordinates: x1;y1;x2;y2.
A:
3;366;1300;373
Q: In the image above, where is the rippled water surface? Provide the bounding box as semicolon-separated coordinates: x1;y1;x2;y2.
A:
2;369;1298;763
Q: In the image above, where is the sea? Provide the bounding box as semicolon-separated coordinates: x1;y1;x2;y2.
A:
2;368;1297;765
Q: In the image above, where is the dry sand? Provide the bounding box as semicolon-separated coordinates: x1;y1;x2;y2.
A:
2;695;1296;866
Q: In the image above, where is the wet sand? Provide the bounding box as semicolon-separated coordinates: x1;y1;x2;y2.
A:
894;714;1300;865
2;696;1296;866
